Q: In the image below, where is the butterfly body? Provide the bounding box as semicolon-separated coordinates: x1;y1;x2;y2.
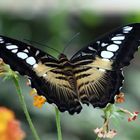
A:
56;54;77;93
0;23;140;114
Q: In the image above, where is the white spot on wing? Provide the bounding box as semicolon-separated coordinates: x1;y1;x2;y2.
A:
81;52;87;56
123;26;132;33
113;41;122;44
123;26;133;31
35;50;40;56
107;44;119;52
111;36;125;41
23;49;29;53
26;57;36;65
33;64;38;68
0;41;4;43
0;37;4;43
116;34;123;36
11;49;18;53
101;43;108;47
88;46;96;51
101;51;114;59
17;52;28;59
6;45;18;50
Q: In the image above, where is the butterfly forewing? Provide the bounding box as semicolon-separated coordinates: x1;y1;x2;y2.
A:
0;36;82;114
71;23;140;68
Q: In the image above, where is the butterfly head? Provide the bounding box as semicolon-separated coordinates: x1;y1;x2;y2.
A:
58;53;68;61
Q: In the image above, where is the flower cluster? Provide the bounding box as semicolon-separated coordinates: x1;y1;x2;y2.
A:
94;128;117;139
0;107;25;140
30;88;46;108
128;111;139;122
119;108;139;122
94;92;139;139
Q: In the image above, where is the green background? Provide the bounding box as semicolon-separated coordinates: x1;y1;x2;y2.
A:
0;1;140;140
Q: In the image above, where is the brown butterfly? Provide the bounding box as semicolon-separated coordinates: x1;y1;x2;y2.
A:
0;23;140;114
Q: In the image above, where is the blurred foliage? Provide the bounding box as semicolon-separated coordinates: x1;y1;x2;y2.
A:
0;4;140;140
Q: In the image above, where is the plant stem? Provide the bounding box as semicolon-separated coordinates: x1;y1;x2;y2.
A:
55;107;62;140
96;136;101;140
13;76;40;140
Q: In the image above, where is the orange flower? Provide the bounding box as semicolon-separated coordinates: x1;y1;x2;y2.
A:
115;92;125;103
0;107;25;140
33;95;46;108
29;88;37;96
29;89;46;108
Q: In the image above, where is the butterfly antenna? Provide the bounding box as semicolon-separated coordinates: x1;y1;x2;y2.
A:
62;32;80;54
24;39;61;54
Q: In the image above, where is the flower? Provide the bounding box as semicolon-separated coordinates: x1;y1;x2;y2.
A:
119;108;139;122
33;95;46;108
29;88;37;96
29;89;46;108
128;111;139;122
0;107;25;140
26;79;31;86
94;127;117;139
115;92;125;103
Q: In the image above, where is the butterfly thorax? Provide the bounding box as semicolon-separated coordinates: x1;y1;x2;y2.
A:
59;53;77;92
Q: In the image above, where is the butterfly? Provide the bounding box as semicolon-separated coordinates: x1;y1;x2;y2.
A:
0;23;139;115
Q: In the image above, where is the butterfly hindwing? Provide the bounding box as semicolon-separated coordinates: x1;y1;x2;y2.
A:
0;36;82;114
71;23;140;108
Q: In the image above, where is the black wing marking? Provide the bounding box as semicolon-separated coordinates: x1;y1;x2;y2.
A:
0;36;82;114
71;23;140;108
